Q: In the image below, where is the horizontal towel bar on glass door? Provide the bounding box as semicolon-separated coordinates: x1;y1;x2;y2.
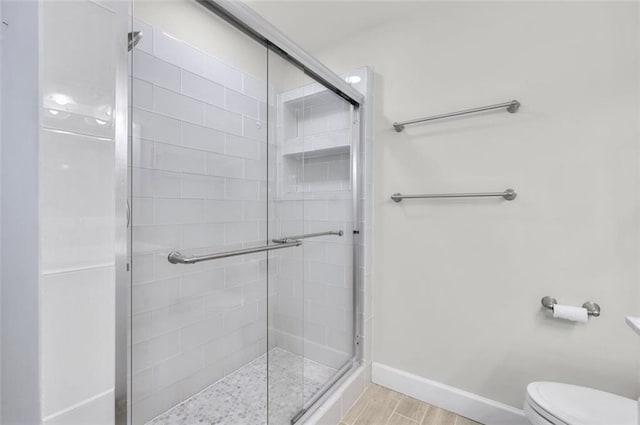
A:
272;230;343;244
393;100;521;132
391;189;517;203
168;240;302;264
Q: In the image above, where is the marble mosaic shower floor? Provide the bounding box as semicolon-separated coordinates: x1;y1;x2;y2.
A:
147;348;337;425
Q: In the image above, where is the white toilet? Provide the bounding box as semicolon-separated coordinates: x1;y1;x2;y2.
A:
524;382;637;425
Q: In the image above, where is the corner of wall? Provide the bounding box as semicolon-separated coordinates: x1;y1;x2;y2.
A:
1;1;42;423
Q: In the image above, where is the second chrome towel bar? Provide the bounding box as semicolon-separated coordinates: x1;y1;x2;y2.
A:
391;188;517;203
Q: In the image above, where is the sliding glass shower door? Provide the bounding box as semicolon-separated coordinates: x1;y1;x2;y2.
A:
128;2;356;423
268;50;356;423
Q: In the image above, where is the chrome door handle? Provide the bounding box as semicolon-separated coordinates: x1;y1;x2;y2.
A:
168;240;302;264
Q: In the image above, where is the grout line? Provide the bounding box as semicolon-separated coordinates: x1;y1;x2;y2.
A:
395;411;420;424
42;262;115;276
385;393;402;425
419;403;430;425
345;391;370;425
384;394;402;425
42;126;114;142
455;416;467;425
387;398;401;425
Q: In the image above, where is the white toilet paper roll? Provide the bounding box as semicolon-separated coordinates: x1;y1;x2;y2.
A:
553;304;589;323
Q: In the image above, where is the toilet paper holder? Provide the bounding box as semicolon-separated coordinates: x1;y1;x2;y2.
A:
541;296;601;317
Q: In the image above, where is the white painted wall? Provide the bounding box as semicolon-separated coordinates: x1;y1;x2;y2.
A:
305;1;640;409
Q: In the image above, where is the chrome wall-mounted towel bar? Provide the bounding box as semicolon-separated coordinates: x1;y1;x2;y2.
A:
391;188;517;203
393;100;521;132
168;240;302;264
541;296;601;317
272;230;343;244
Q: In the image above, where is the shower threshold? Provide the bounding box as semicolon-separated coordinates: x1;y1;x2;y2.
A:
146;347;337;425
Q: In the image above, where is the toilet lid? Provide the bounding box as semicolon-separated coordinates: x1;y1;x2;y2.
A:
526;382;637;425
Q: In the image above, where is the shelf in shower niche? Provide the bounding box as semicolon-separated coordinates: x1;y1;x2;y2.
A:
277;190;353;202
282;129;351;159
283;145;350;159
281;84;340;107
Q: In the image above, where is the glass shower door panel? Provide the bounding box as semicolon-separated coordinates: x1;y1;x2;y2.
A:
267;49;310;424
268;49;356;422
300;85;355;402
129;2;269;424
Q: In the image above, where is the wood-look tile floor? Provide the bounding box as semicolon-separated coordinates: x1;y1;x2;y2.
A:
339;384;482;425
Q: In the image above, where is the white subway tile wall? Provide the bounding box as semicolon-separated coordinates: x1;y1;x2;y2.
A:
130;21;269;425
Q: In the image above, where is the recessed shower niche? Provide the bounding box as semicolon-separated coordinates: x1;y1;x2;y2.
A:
277;82;354;198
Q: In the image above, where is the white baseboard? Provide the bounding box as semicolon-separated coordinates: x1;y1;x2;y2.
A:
372;363;528;425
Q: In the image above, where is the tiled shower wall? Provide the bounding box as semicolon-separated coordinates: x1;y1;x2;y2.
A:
129;19;269;424
39;1;126;423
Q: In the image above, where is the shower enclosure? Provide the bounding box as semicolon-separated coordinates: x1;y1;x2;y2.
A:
124;1;363;423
